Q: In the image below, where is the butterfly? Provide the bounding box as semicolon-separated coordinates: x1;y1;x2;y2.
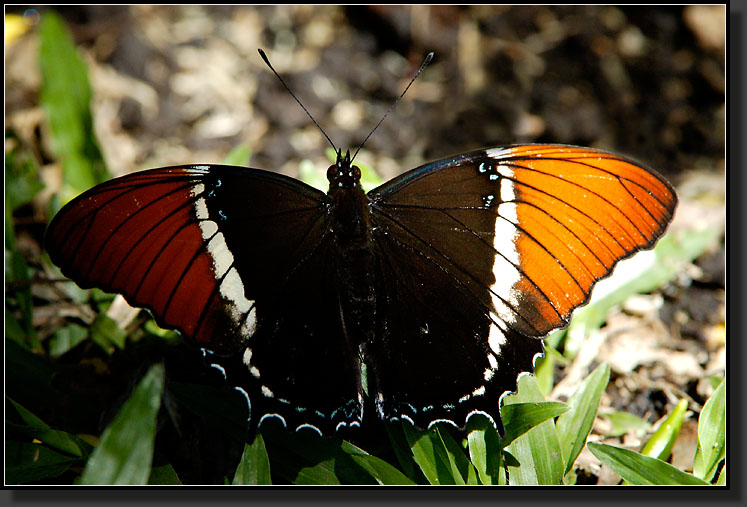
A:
45;141;677;437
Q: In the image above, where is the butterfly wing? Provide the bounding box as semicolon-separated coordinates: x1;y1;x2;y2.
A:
45;165;363;433
367;144;677;432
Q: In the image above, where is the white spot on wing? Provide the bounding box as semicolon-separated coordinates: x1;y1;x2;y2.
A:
208;233;234;279
191;183;205;197
221;267;253;313
488;326;507;355
490;197;522;325
199;219;218;239
241;306;257;337
486;147;512;159
488;353;498;370
499;177;514;203
194;197;209;220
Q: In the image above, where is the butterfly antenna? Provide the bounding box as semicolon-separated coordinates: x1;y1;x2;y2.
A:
258;48;337;153
351;52;434;162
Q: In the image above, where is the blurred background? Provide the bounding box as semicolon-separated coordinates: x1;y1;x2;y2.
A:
6;5;725;182
5;5;727;485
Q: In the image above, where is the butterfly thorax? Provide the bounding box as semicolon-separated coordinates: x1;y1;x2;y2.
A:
326;151;370;250
325;152;379;351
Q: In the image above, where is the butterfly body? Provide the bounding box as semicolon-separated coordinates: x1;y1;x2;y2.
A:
45;144;677;437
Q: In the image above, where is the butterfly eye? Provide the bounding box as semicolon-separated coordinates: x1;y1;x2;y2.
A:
326;164;338;181
351;165;361;180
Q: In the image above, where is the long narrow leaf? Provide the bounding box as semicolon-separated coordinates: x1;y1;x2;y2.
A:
693;378;725;481
341;441;415;485
7;398;83;457
504;375;564;485
384;423;427;483
640;398;689;461
555;363;610;474
80;363;164;485
437;426;479;484
39;11;108;202
588;442;708;485
233;434;271;485
5;441;79;484
466;415;506;485
404;423;462;485
502;401;568;446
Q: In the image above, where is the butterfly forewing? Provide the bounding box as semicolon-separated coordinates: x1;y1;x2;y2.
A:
366;144;676;430
46;165;365;431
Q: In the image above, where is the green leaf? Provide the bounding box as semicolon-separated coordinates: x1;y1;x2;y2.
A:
533;352;555;396
39;10;108;202
504;375;564;485
5;339;57;409
260;425;375;485
601;411;651;438
7;398;83;457
148;463;182;485
384;423;427;483
90;313;127;351
80;362;165;485
501;401;568;446
294;459;342;485
693;378;725;481
5;150;44;212
4;307;27;346
403;423;468;485
716;464;726;485
640;398;688;461
466;414;506;485
233;434;271;485
298;159;329;192
222;145;251;166
437;426;479;484
4;441;79;484
588;442;708;485
49;322;88;357
341;441;415;485
556;363;610;474
5;245;40;348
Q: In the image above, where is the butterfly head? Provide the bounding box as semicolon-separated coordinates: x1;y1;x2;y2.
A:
327;148;362;191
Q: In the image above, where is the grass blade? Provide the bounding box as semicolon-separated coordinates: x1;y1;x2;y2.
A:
466;414;506;485
641;398;688;461
80;363;164;484
555;363;609;474
693;378;725;481
504;375;564;485
233;434;271;485
588;442;708;485
39;11;108;202
341;441;416;485
403;423;463;485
